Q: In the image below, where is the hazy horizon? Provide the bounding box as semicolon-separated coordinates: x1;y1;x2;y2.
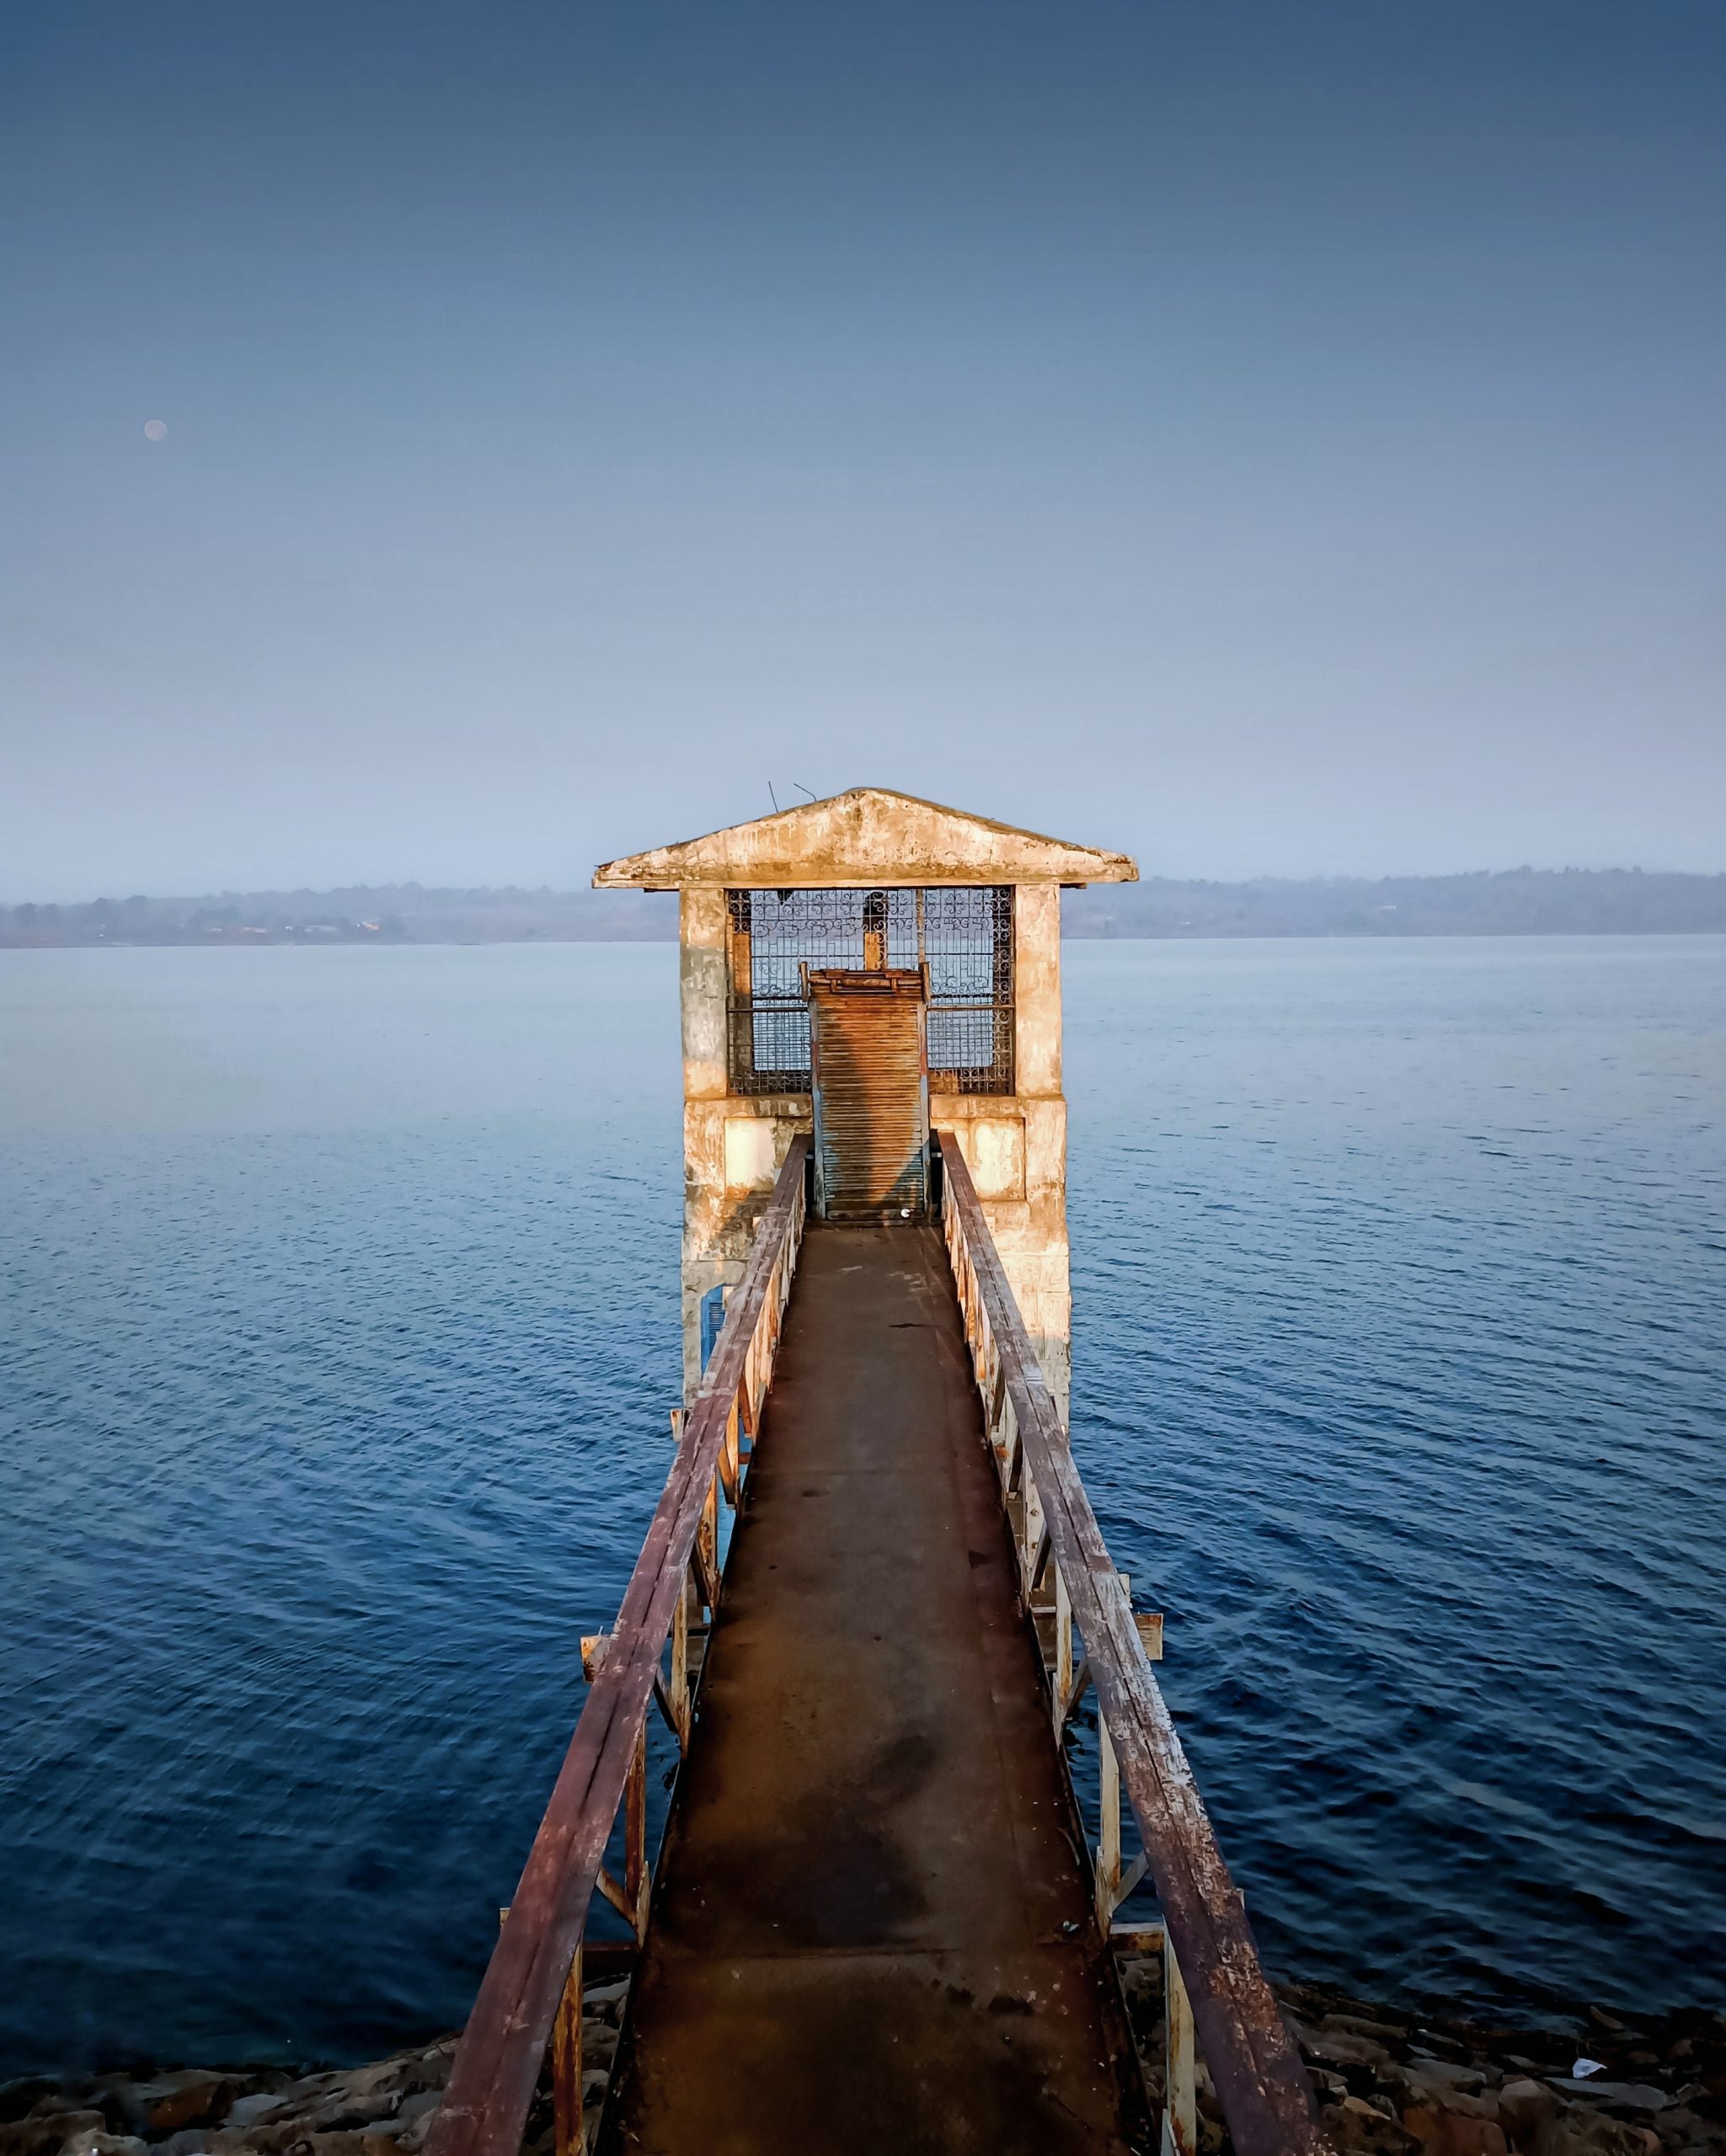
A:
5;3;1723;899
9;855;1726;913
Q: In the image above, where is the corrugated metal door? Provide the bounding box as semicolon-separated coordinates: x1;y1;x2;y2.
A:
808;969;930;1222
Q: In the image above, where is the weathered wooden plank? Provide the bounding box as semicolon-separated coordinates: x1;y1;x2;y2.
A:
935;1133;1325;2156
426;1136;810;2156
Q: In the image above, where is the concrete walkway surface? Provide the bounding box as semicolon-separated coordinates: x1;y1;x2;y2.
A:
601;1225;1146;2156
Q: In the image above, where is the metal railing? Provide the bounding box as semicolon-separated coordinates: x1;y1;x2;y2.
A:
935;1131;1327;2156
724;883;1016;1096
425;1126;1322;2156
425;1135;811;2156
727;993;1016;1097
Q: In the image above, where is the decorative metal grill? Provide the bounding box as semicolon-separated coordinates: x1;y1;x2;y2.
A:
727;886;1013;1096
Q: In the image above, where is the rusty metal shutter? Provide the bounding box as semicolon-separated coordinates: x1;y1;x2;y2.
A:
808;969;930;1222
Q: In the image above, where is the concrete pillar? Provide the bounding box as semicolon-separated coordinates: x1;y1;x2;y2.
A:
679;889;813;1399
927;883;1071;1422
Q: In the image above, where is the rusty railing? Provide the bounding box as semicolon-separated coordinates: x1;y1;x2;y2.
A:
425;1134;811;2156
935;1130;1325;2156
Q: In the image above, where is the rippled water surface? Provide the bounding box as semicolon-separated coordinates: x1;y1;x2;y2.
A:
2;938;1722;2073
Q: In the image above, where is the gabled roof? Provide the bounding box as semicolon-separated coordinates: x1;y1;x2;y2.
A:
592;787;1138;889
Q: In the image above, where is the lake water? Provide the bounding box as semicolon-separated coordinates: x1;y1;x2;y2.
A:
2;937;1722;2075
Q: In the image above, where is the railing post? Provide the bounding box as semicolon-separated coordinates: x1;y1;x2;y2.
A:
1022;1470;1044;1600
719;1399;740;1503
697;1473;719;1610
1053;1562;1072;1733
1096;1713;1121;1932
552;1942;585;2156
670;1567;692;1747
1163;1932;1197;2156
625;1721;649;1935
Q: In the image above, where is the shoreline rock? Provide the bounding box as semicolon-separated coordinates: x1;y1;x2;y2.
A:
1118;1972;1724;2156
4;1975;1721;2156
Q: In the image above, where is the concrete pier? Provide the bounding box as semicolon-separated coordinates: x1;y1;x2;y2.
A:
602;1226;1145;2153
426;796;1323;2156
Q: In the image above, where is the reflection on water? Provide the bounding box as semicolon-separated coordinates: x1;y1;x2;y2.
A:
2;937;1723;2073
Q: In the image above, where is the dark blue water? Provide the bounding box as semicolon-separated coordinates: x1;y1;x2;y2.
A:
3;938;1722;2074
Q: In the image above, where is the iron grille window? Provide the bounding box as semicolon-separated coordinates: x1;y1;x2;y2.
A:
726;886;1013;1096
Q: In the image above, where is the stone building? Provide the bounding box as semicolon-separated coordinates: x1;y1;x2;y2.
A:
592;787;1137;1416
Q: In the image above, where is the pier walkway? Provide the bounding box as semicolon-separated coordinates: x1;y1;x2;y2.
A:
427;1135;1323;2156
606;1223;1141;2154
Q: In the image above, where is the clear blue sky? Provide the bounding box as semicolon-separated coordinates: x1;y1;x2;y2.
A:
3;2;1723;899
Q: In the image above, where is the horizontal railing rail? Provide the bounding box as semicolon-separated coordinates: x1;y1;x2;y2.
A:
426;1134;811;2156
934;1131;1327;2156
726;993;1016;1097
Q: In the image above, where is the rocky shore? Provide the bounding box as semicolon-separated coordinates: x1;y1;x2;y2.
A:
1119;1962;1726;2156
3;1970;1721;2156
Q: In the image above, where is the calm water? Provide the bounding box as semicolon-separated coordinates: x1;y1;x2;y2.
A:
2;938;1722;2073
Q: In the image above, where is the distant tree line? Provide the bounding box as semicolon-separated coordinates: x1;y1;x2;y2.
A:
1062;867;1726;938
2;870;1723;947
0;884;676;946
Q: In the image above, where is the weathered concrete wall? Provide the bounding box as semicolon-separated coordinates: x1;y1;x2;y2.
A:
649;786;1133;1410
678;881;1074;1418
678;889;807;1394
932;883;1071;1415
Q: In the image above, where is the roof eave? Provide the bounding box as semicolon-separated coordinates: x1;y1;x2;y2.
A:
592;860;1137;889
591;787;1138;891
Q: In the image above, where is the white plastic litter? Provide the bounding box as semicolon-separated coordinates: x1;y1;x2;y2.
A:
1573;2058;1606;2079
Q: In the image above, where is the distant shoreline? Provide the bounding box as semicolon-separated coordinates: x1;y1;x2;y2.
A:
7;926;1726;950
3;867;1725;947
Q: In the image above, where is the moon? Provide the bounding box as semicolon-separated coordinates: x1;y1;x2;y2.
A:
143;419;167;441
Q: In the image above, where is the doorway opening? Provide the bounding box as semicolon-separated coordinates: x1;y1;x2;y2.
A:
805;967;930;1222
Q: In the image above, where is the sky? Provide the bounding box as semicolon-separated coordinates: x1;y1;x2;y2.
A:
3;1;1723;901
